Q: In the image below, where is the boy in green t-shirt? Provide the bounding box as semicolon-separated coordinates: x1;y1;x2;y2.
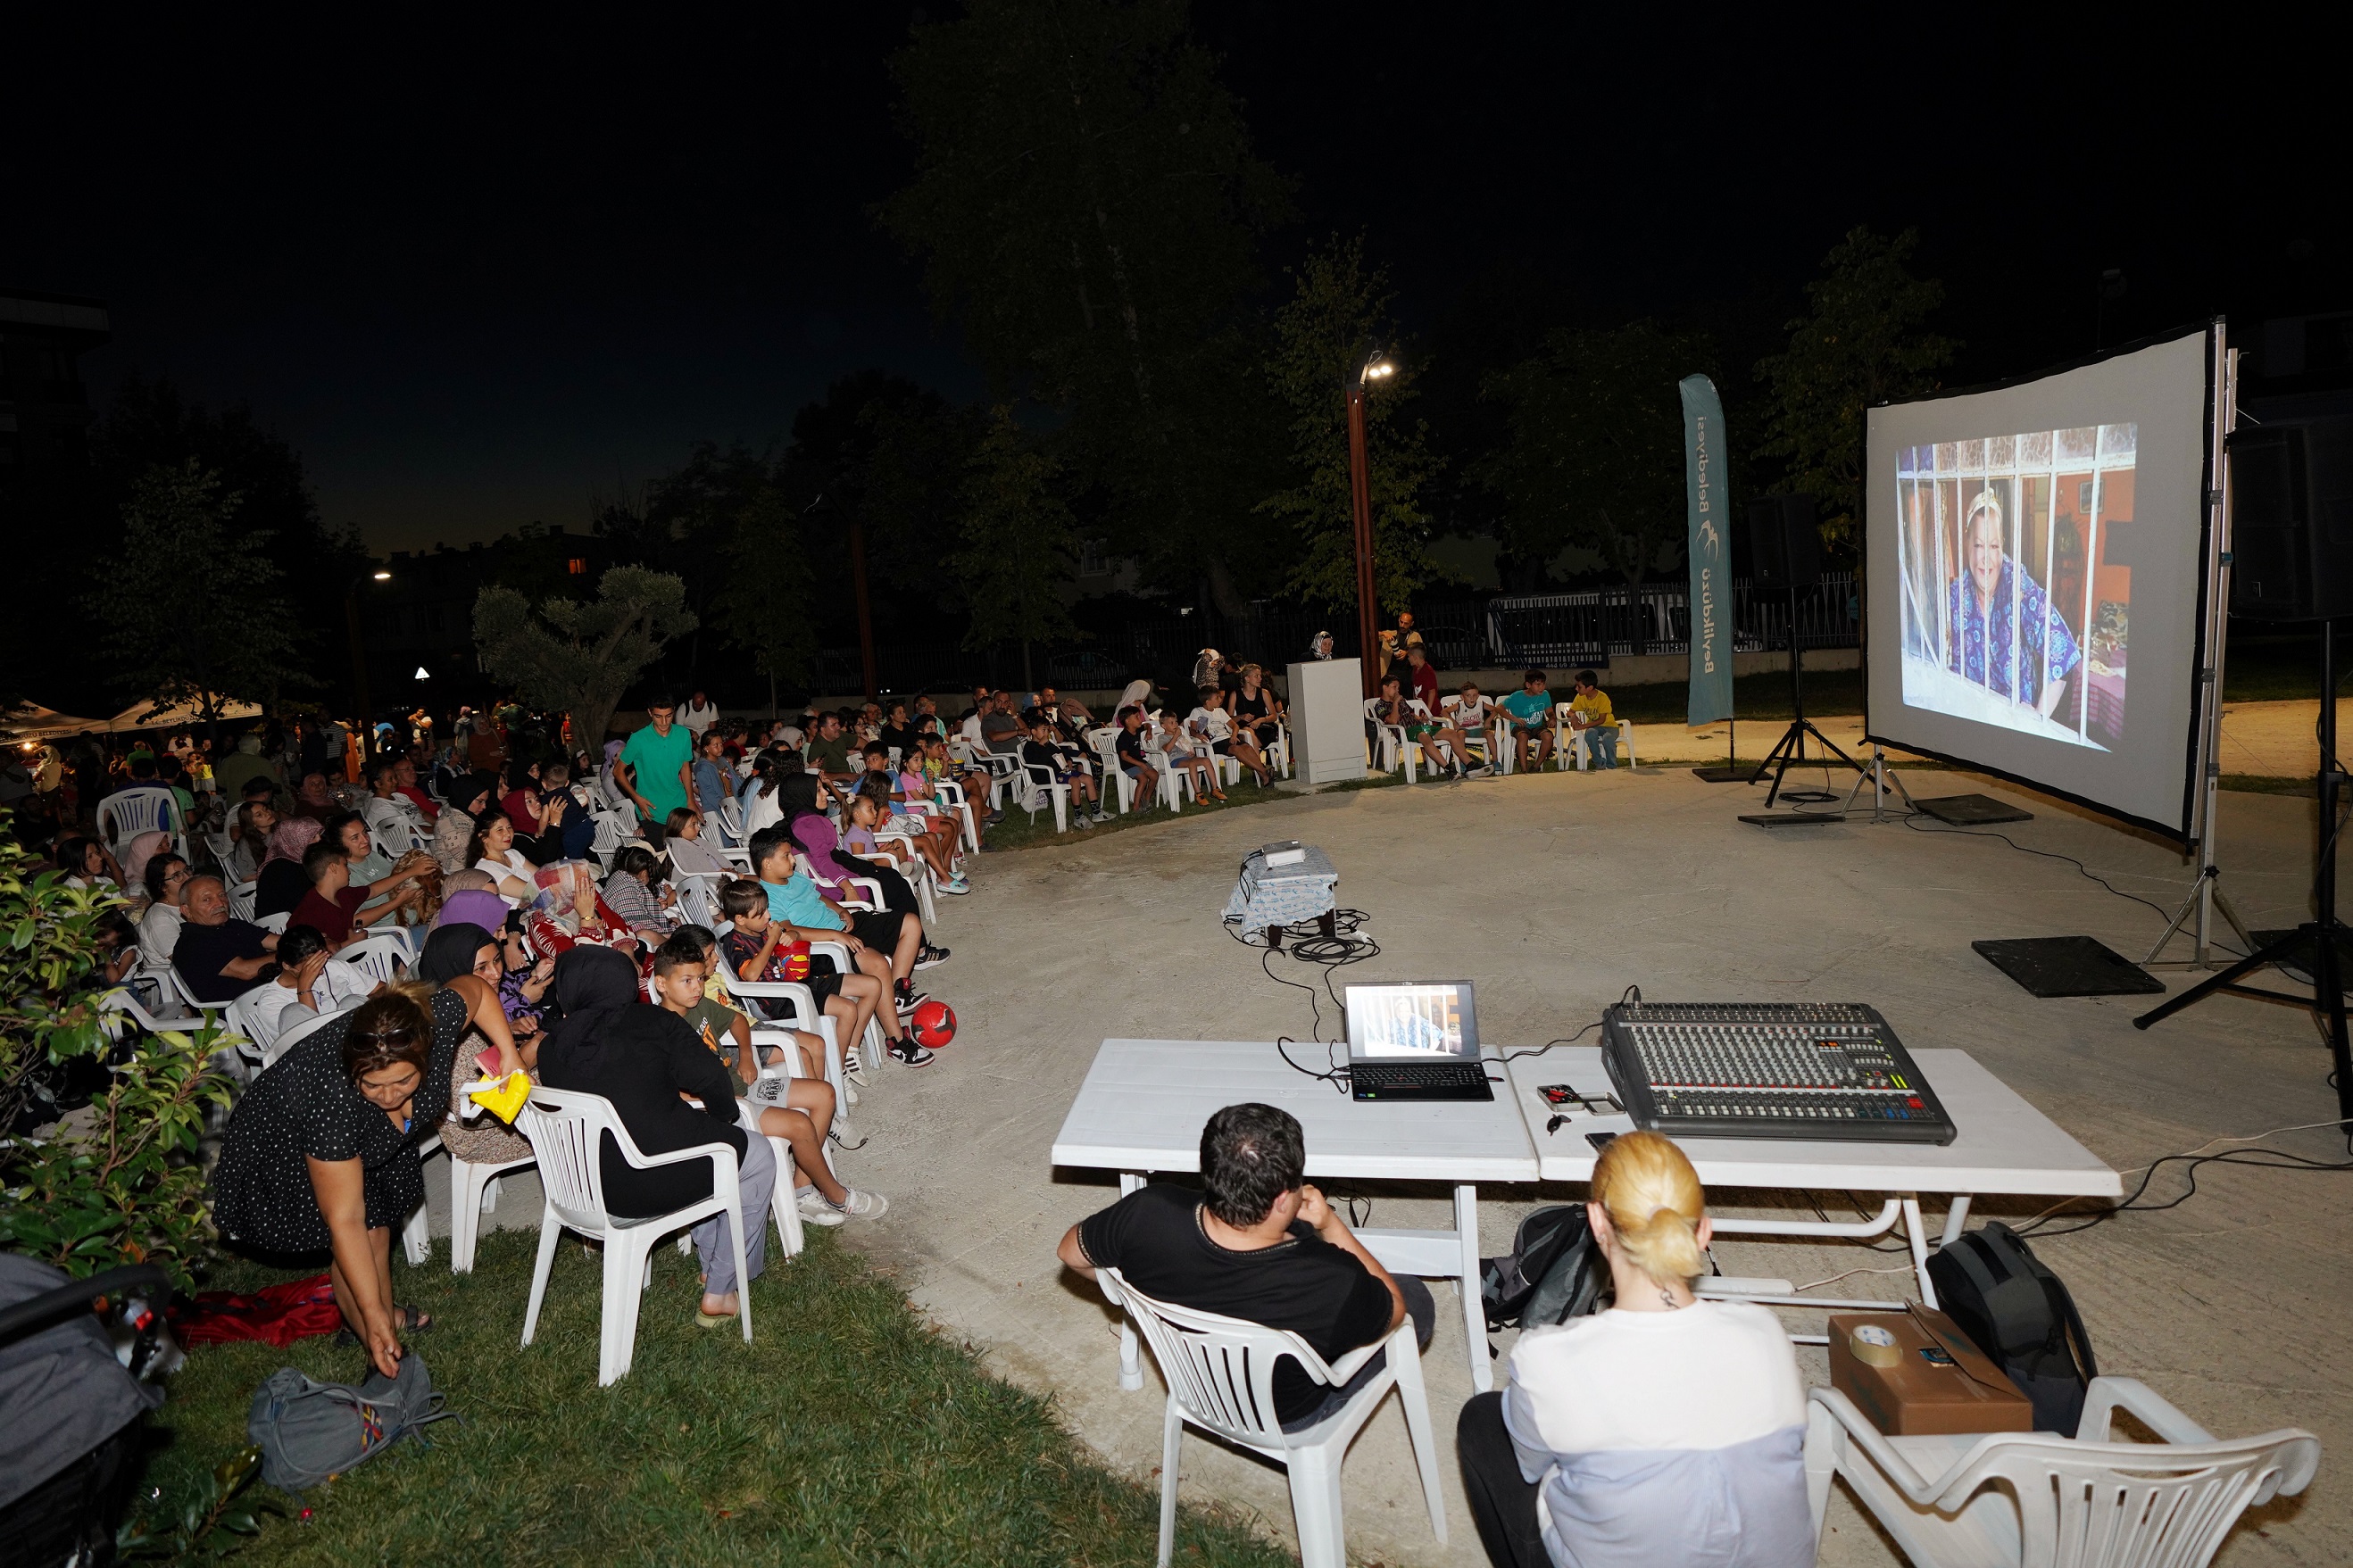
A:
618;697;694;834
1496;668;1555;772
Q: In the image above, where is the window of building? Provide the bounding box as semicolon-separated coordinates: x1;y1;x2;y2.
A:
1078;538;1110;577
568;557;588;575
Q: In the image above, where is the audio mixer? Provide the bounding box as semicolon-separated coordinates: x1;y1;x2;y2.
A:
1600;1001;1956;1145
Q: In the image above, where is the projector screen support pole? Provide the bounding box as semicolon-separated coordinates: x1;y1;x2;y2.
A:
2135;618;2353;1128
2149;337;2254;969
1750;583;1867;806
1843;743;1918;822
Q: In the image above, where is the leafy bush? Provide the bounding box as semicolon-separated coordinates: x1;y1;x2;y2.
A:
0;810;236;1281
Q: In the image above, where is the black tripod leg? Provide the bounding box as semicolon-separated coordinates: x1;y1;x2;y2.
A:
1799;720;1871;775
2133;931;2309;1030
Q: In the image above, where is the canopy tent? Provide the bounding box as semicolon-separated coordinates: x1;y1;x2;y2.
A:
0;702;108;741
106;698;262;733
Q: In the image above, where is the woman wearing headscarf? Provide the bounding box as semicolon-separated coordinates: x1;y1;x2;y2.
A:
210;923;523;1377
432;886;512;942
432;772;498;876
254;817;325;920
521;860;640;965
536;946;777;1325
424;920;543;1170
118;830;172;904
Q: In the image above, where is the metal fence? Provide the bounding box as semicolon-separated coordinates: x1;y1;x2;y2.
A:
809;577;1858;693
1488;573;1858;664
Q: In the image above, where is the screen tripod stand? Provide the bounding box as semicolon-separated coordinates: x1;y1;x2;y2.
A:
1749;581;1869;808
2134;620;2353;1126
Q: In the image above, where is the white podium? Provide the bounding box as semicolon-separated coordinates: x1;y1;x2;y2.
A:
1286;658;1368;785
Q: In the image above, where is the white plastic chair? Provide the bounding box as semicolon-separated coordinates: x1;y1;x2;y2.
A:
449;1144;538;1273
1554;702;1636;771
1016;760;1070;833
1362;700;1417;783
228;879;260;922
256;1004;345;1072
1099;1267;1446;1568
340;932;412;986
99;786;186;863
519;1085;752;1385
254;910;290;935
1803;1381;2319;1568
1439;695;1501;772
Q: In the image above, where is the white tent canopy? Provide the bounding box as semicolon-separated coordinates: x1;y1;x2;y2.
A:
106;698;262;732
0;702;108;741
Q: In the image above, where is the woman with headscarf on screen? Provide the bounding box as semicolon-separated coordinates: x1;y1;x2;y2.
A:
1945;489;2083;720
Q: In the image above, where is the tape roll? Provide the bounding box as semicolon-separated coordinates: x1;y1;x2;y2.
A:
1849;1324;1902;1368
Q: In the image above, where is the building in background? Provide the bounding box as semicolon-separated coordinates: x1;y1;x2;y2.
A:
0;287;109;480
355;524;616;712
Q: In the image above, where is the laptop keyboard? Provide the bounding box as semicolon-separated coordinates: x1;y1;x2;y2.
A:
1350;1060;1491;1091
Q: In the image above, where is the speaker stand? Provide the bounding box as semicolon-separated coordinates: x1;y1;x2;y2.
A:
1748;584;1867;808
2134;620;2353;1129
2142;864;2257;971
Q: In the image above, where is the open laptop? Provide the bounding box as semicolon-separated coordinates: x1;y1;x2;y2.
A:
1345;981;1493;1101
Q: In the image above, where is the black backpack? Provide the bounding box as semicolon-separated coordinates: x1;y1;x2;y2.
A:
1926;1222;2098;1433
1480;1204;1610;1331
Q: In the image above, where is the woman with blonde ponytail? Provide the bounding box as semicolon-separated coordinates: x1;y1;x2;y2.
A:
1455;1132;1810;1568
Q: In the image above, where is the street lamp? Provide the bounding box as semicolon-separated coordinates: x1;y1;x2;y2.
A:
1347;347;1395;697
345;568;393;751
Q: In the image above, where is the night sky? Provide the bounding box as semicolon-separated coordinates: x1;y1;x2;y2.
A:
5;7;2338;554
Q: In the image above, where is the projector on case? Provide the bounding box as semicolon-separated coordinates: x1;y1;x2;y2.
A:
1259;841;1307;867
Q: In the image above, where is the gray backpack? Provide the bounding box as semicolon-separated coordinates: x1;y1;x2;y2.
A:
246;1352;450;1497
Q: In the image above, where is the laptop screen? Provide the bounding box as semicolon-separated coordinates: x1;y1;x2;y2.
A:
1344;982;1479;1061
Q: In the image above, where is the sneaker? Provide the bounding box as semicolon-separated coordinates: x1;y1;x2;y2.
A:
940;876;972;894
828;1189;888;1219
1091;809;1111;824
915;943;950;970
894;987;927;1016
796;1188;847;1227
1072;815;1093;829
888;1039;935;1068
1467;764;1493;778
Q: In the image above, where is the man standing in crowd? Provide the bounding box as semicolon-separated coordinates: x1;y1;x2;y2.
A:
212;732;279;806
1056;1103;1432;1431
617;696;695;842
681;690;720;740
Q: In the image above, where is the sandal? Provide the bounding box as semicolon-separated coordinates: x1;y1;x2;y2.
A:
395;1304;433;1334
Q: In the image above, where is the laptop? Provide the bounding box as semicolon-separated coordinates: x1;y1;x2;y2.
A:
1345;981;1494;1101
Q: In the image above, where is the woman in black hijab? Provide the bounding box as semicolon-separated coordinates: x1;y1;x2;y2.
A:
212;920;523;1376
535;946;776;1324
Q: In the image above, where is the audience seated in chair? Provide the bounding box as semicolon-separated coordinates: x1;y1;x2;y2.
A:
535;945;775;1327
1057;1101;1434;1432
245;924;378;1051
1567;669;1621;770
1454;1131;1808;1568
172;874;281;1004
651;934;882;1224
1497;669;1555;772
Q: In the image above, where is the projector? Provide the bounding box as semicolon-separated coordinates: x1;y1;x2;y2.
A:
1258;840;1307;867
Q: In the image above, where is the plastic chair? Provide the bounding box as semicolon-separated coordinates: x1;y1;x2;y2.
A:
256;1004;345;1072
1098;1267;1446;1568
449;1145;538;1273
340;932;412;987
1439;696;1501;772
228;879;260;923
98;786;186;863
1803;1381;2319;1568
1017;761;1071;833
254;910;290;935
1553;703;1637;771
519;1086;752;1385
1362;701;1417;783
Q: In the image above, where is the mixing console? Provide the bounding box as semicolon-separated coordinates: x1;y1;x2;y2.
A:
1600;1001;1956;1145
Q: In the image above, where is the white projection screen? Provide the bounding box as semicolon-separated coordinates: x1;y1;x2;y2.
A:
1864;327;2216;839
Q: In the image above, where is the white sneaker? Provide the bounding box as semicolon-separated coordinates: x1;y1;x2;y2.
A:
797;1187;846;1227
831;1189;888;1219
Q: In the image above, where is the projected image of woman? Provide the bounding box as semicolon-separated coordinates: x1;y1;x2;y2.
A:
1946;491;2081;718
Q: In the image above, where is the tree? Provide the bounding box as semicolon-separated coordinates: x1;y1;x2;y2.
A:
1478;320;1712;603
1258;236;1447;612
1755;227;1958;546
85;461;303;741
883;0;1291;603
473;566;696;753
954;408;1082;687
711;488;818;718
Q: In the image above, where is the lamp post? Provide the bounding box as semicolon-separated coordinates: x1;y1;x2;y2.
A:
1346;347;1395;697
345;568;392;755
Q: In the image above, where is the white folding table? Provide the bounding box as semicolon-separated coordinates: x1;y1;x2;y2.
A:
1052;1038;1540;1392
1502;1048;2119;1315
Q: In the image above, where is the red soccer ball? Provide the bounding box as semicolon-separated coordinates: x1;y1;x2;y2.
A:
910;999;957;1049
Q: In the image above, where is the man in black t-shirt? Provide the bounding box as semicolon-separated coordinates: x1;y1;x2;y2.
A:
1057;1102;1434;1431
172;875;280;1002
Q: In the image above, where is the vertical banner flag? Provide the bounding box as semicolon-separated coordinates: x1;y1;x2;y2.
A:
1679;374;1734;726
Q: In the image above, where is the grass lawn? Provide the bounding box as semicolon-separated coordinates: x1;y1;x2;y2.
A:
139;1228;1291;1567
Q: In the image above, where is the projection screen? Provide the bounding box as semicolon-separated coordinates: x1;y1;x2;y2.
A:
1864;327;2216;839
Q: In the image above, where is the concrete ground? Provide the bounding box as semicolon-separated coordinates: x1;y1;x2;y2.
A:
424;764;2351;1566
